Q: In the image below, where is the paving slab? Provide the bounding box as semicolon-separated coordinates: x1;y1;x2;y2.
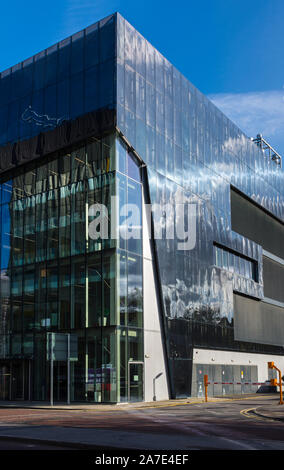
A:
0;394;273;411
253;403;284;421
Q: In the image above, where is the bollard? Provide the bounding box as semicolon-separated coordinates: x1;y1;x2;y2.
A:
268;362;283;405
204;374;209;403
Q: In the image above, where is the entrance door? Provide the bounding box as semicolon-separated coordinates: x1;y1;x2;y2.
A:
0;363;11;400
0;361;30;401
11;362;24;400
128;362;144;402
53;362;67;402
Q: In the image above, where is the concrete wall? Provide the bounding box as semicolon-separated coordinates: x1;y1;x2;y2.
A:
193;348;284;388
142;189;170;402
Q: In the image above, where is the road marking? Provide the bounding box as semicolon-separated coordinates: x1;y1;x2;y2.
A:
240;407;276;423
214;436;256;450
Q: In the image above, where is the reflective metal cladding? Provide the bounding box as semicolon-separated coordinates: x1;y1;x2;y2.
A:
116;12;284;398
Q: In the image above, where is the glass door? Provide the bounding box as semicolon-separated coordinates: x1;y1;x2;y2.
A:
0;361;30;401
53;362;67;402
11;362;24;400
128;362;144;402
0;363;11;400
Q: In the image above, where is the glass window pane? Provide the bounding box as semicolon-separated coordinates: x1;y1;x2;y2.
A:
72;146;86;182
46;262;58;329
12;199;24;267
86;328;102;402
23;265;35;330
36;163;48;194
102;250;116;326
45;44;58;87
71;257;85;328
70;72;84;118
87;139;102;178
59;153;71;187
116;137;127;175
58;38;71;81
127;254;142;327
222;251;228;270
85;65;99;114
117;174;127;252
59;185;71;258
47;189;59;261
102;134;115;173
99;15;115;63
234;254;240;275
2;180;12;204
229;252;234;273
127;179;142;255
48;158;58;190
59;259;71;330
71;181;86;256
127;152;140;182
88;176;102;253
71;31;84;75
57;79;70;119
85;23;99;68
24;169;36;196
117;328;127;402
216;247;222;268
128;329;143;361
35;263;47;330
239;257;245;277
101;327;117;402
118;252;127;326
87;253;102;327
35;193;47;263
101;173;116;251
24;196;36;265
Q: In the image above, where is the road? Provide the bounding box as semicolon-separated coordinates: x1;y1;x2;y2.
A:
0;439;71;450
0;395;282;451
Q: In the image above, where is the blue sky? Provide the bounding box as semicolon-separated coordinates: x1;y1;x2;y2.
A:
1;0;284;154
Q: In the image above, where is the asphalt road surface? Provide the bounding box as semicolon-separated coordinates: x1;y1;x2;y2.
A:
0;439;72;450
0;395;282;451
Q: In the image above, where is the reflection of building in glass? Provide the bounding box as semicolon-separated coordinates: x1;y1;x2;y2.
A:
0;13;283;402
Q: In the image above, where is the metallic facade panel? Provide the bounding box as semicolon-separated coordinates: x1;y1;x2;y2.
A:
234;294;284;347
263;256;284;303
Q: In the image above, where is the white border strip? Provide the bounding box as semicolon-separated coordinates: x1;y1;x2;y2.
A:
263;297;284;309
263;249;284;267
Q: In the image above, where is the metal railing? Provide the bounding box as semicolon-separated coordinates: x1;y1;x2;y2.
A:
252;134;282;167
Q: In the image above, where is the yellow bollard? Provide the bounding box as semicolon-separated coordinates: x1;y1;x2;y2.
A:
204;374;209;403
268;362;283;405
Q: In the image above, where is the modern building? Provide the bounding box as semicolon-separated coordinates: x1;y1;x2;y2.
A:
0;13;283;403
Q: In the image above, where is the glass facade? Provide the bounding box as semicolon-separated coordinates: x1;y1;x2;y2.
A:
0;12;283;402
0;133;144;402
0;15;115;147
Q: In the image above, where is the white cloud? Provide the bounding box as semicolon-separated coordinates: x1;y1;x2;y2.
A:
209;90;284;154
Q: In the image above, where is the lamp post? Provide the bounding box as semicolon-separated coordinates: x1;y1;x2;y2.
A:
153;372;163;401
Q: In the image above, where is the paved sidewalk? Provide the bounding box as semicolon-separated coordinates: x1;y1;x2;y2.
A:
253;403;284;421
0;397;224;411
0;393;273;411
